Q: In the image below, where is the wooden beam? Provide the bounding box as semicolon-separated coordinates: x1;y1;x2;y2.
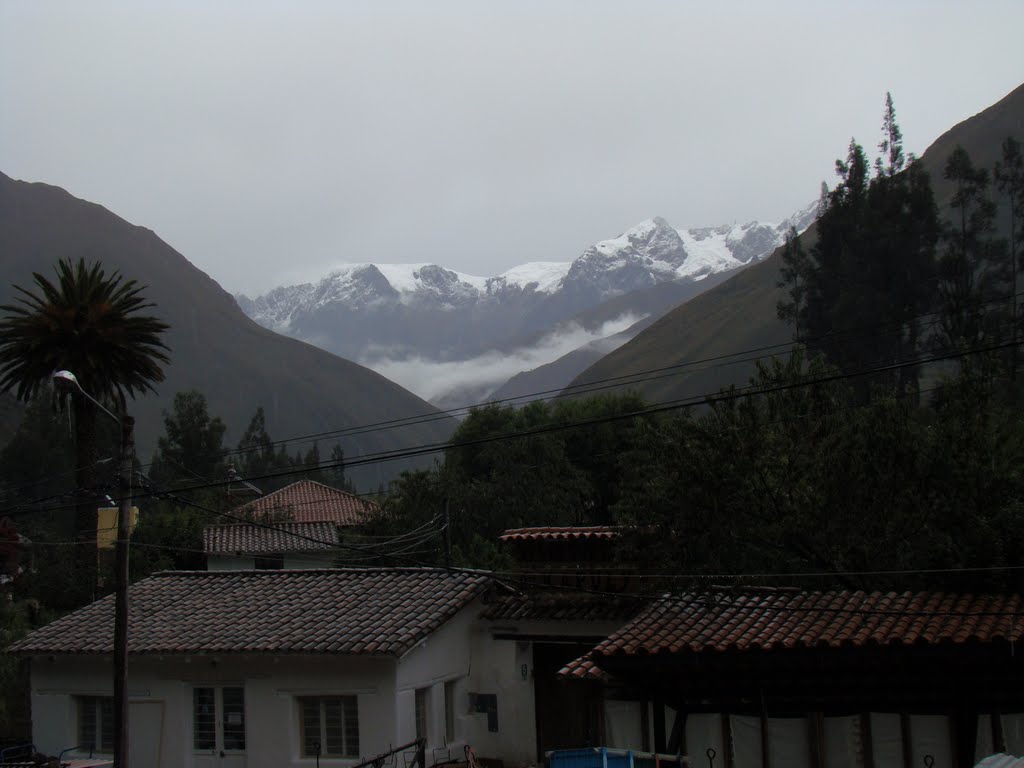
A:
992;711;1006;754
807;712;824;768
760;690;771;768
653;700;666;754
900;713;913;768
722;713;733;768
861;713;876;768
641;699;651;752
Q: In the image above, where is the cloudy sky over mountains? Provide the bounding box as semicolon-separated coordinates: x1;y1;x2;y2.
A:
2;1;1022;295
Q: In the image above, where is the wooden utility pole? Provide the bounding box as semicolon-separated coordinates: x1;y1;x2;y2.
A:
113;414;134;768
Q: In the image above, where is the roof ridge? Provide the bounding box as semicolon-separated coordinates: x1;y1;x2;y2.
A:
152;566;482;578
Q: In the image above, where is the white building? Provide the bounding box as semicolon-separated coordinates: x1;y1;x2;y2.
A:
203;480;376;571
10;563;636;768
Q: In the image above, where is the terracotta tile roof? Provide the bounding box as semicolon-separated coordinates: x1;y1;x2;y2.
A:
203;521;338;555
499;526;620;542
233;480;375;525
558;653;609;681
9;568;489;657
481;592;643;622
587;590;1024;659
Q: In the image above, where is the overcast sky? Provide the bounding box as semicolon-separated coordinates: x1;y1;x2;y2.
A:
2;1;1022;295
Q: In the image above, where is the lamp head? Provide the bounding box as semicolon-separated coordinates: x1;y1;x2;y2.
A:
51;370;81;390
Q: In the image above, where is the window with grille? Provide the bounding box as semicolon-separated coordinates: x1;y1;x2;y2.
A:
193;688;217;751
299;696;359;758
77;696;114;753
415;687;429;741
444;681;456;744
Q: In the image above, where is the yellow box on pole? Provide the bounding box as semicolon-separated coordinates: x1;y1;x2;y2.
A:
97;506;139;549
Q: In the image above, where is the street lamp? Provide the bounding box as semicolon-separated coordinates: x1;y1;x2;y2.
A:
52;370;133;768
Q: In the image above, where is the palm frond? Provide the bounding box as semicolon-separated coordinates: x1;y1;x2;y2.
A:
0;257;171;405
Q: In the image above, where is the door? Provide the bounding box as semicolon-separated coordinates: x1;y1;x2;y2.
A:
533;642;604;760
192;685;247;768
130;701;165;767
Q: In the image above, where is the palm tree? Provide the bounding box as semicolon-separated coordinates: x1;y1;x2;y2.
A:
0;258;170;595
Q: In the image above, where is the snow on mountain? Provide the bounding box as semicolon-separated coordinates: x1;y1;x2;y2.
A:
492;262;570;294
238;202;817;352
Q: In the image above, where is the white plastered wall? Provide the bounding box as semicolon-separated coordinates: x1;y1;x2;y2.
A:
29;653;398;768
469;616;627;768
205;555;335;570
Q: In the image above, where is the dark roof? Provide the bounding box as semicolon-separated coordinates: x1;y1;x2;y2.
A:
9;568;489;657
233;480;375;525
499;526;620;542
481;592;643;622
203;521;338;555
587;590;1024;659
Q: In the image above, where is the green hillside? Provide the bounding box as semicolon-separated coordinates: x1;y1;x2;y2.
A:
566;83;1024;404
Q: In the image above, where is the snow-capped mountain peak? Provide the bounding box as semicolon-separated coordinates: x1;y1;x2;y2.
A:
237;201;816;347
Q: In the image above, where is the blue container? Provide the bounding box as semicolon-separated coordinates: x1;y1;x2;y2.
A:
548;748;687;768
548;748;636;768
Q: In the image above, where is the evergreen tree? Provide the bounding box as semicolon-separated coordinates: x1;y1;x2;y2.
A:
234;406;276;480
149;391;227;485
779;97;938;400
325;444;355;492
935;145;1010;373
994;137;1024;379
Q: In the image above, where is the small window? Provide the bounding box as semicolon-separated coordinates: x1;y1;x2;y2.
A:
299;696;359;758
193;688;216;751
77;696;114;753
415;687;429;741
444;681;456;744
255;554;284;570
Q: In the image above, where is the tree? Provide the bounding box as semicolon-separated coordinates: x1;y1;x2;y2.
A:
149;390;227;485
0;258;169;598
994;137;1024;380
778;96;938;400
935;145;1010;377
876;92;906;178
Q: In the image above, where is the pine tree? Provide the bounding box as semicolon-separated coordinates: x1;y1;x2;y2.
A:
777;96;938;400
935;145;1009;368
994;137;1024;381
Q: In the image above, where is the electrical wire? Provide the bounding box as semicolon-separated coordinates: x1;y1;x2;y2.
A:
3;330;1021;522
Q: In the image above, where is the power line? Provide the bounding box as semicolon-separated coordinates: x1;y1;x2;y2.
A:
4;331;1021;521
131;286;1024;473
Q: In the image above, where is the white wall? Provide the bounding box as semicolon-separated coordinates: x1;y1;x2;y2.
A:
396;600;478;762
469;616;628;767
205;554;335;571
29;654;398;768
27;608;619;768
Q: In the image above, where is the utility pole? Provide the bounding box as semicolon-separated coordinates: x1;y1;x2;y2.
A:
52;371;133;767
443;498;452;570
113;414;134;768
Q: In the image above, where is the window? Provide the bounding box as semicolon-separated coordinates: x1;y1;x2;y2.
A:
193;686;246;752
193;687;216;751
415;687;429;741
299;696;359;758
444;681;456;744
77;696;114;753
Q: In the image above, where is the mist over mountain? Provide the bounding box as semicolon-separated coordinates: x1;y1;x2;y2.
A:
238;204;816;406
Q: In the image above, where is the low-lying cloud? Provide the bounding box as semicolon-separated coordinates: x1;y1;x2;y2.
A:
363;313;645;405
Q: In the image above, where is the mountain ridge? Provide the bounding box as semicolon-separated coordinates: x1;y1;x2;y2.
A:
0;172;454;489
236;202;816;404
